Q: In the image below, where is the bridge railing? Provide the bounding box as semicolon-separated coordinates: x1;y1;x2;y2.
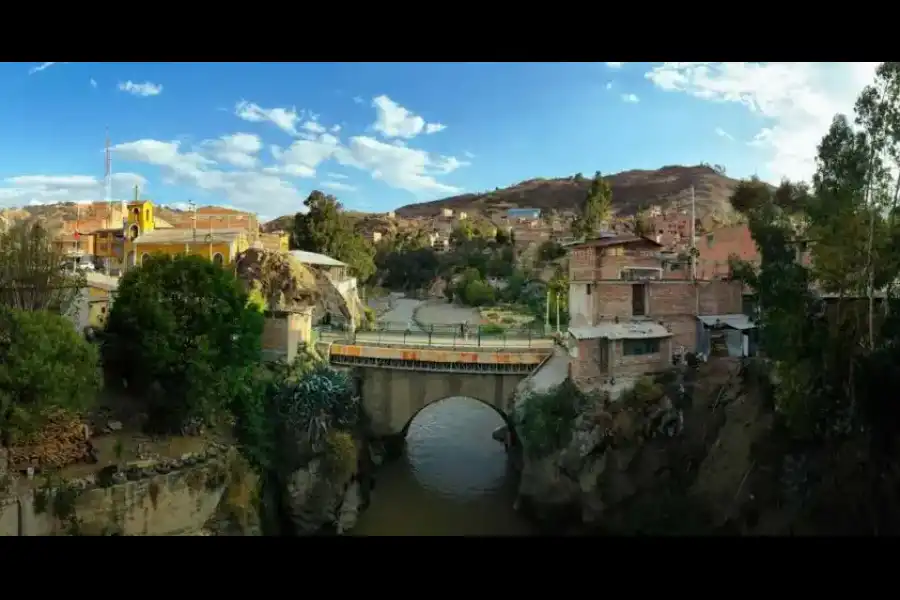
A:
317;321;554;348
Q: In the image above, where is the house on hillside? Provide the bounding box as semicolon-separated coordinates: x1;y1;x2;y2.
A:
566;234;747;391
68;271;119;334
508;208;541;221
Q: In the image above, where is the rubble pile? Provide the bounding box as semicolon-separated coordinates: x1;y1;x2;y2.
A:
8;410;90;470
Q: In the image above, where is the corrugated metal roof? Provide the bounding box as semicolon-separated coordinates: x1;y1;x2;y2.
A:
697;314;756;330
85;272;119;292
570;234;663;249
569;320;671;340
133;228;245;244
289;250;347;267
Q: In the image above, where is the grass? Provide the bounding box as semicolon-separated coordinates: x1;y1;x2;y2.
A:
479;304;536;328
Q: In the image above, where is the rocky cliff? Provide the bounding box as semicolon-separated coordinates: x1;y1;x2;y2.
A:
512;358;764;534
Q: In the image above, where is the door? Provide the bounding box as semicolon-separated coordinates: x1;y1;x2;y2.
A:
632;284;646;316
598;339;609;374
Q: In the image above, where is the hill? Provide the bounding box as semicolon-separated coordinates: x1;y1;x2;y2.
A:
394;164;741;223
0;203;252;233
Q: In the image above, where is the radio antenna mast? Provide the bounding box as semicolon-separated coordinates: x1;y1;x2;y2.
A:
104;127;113;227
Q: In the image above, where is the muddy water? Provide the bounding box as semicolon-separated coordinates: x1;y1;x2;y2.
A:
352;397;535;536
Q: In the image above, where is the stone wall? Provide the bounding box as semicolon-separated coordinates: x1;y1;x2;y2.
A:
0;446;232;536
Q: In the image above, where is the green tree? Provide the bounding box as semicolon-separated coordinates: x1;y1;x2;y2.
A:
102;254;264;432
0;308;101;443
291;191;376;282
571;171;612;239
0;220;84;313
632;207;652;237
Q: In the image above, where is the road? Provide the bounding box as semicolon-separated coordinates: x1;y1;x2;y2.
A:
378;298;425;332
320;330;553;349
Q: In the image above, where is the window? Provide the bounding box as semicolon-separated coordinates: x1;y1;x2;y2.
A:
212;252;224;267
706;233;715;248
586;284;592;295
623;338;661;356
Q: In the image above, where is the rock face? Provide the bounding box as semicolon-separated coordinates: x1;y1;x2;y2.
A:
274;433;375;535
514;359;748;533
234;247;319;312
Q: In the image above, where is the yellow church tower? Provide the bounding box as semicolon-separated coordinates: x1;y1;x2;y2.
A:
125;185;155;241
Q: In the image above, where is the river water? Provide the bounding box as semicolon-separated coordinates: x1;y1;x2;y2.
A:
352;397;536;536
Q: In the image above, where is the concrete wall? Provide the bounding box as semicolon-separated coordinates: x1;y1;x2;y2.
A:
358;367;526;435
262;309;313;363
0;455;228;536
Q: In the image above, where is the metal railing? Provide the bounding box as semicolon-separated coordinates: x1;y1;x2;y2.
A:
317;321;554;348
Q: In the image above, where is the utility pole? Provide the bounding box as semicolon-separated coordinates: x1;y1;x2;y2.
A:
555;291;561;335
691;183;700;317
545;288;551;334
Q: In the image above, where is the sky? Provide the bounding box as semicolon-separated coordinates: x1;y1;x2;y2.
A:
0;62;882;221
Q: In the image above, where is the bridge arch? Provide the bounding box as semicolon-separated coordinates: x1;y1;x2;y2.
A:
355;366;528;437
400;394;515;439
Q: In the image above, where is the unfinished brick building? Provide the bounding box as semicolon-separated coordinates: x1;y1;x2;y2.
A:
567;234;744;386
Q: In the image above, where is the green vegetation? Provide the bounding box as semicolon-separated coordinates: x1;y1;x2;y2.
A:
571;171;612;239
0;220;85;313
0;308;101;443
726;62;900;533
515;380;590;458
102;254;264;433
291;191;376;282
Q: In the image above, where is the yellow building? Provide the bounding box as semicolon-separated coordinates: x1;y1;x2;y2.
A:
92;198;253;272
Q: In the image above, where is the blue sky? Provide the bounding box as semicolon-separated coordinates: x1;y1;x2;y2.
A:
0;62;879;221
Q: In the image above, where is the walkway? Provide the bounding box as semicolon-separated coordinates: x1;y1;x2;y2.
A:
320;329;553;349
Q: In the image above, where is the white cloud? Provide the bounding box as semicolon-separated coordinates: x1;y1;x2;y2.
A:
606;62;623;69
371;95;446;139
331;124;342;133
28;62;66;75
621;93;640;103
202;133;263;169
605;81;613;90
715;127;734;141
321;181;358;192
90;78;98;89
463;151;476;159
353;96;364;104
2;95;468;215
645;62;879;182
118;80;163;97
235;101;301;136
0;173;147;207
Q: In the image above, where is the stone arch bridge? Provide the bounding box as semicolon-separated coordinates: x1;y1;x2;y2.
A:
324;343;553;436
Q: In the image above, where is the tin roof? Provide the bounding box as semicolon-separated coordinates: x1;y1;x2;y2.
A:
570;234;663;249
289;250;347;267
569;320;671;340
696;314;756;331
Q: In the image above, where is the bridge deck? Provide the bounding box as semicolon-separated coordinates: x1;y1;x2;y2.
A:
325;342;552;374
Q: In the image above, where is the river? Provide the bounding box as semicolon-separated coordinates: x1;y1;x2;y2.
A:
352;396;536;536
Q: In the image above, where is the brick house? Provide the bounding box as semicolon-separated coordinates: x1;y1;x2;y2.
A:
569;321;672;382
695;224;760;280
567;234;744;387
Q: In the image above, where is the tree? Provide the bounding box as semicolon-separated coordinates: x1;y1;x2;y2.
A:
0;308;101;444
571;171;612;239
102;254;264;432
632;207;652;237
0;220;84;313
729;176;771;215
291;191;376;282
495;227;511;246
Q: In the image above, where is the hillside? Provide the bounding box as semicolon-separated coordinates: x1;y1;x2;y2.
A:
394;164;741;223
0;203;249;232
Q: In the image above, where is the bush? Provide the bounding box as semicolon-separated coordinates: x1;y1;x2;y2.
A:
515;380;588;458
462;279;495;306
481;323;505;335
0;308;101;442
102;254;264;433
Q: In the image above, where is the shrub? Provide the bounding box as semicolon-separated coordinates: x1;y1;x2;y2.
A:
514;380;588;458
481;323;505;335
0;308;101;442
463;279;495;306
102;254;264;432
